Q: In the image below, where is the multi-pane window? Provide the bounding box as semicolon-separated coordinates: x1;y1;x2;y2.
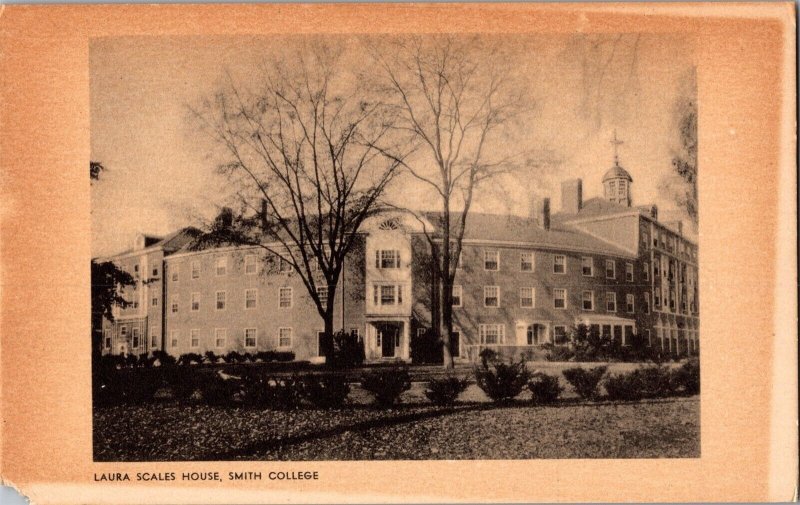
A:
553;255;566;274
373;284;403;306
103;329;111;349
484;250;499;271
553;326;568;345
279;287;293;308
643;262;650;281
642;232;649;250
152;296;158;307
484;286;500;307
606;292;617;312
215;257;227;276
215;291;226;310
654;288;661;308
171;266;179;282
519;287;535;308
452;285;462;307
375;250;401;269
215;328;226;348
279;327;293;348
152;267;159;277
626;294;635;313
581;256;593;276
479;324;505;344
605;259;616;279
553;288;567;309
582;290;594;311
317;285;329;309
520;252;534;272
131;328;139;349
170;330;178;348
191;292;200;311
245;255;257;275
526;324;546;345
653;257;661;277
191;261;200;279
244;328;257;348
245;289;257;309
150;326;158;348
625;263;634;282
171;295;179;313
190;329;199;348
644;293;650;314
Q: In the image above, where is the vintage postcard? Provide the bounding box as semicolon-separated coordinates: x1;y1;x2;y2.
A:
0;3;796;504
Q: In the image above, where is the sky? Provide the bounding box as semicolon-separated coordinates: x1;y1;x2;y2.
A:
90;34;695;257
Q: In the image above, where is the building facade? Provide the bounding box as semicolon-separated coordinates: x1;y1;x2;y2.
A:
99;164;699;362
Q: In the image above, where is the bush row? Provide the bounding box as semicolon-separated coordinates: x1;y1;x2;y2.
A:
98;350;296;369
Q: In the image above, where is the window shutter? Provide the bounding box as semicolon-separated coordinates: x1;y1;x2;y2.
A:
396;250;401;268
373;285;378;305
375;250;380;268
398;285;403;304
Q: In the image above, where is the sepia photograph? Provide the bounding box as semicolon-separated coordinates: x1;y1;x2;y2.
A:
91;33;701;462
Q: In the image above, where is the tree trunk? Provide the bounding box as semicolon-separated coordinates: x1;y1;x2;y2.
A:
439;206;453;369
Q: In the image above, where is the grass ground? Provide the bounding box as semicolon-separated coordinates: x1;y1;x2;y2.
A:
94;382;699;461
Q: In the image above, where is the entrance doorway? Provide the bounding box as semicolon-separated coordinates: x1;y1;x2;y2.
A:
376;322;401;358
450;331;460;358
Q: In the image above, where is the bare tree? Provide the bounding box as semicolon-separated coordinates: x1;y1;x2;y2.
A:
371;35;527;368
191;42;410;360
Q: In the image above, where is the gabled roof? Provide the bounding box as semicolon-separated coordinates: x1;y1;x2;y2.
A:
420;211;634;257
551;197;643;223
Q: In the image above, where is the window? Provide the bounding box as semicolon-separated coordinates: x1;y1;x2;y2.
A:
171;295;178;313
171;266;178;282
484;250;499;271
104;336;111;349
553;326;568;345
484;286;500;307
417;328;427;338
375;250;401;269
479;324;505;344
520;252;534;272
245;255;257;275
170;330;178;348
131;328;139;349
642;232;649;250
626;294;635;313
190;292;200;311
582;290;594;311
350;328;360;338
215;328;227;348
317;285;329;309
152;267;159;277
279;257;293;273
245;289;257;309
553;288;567;309
244;328;257;348
215;256;227;276
654;288;661;308
279;287;292;308
553;255;566;274
527;324;546;345
215;291;226;310
452;285;462;307
618;180;627;196
134;264;140;277
150;327;158;348
191;261;200;279
120;325;128;338
644;292;651;314
581;256;593;276
279;327;292;348
605;260;616;279
606;292;617;312
643;262;650;281
151;296;158;307
625;263;634;282
519;287;535;308
653;257;661;277
645;329;652;347
373;284;403;306
190;329;199;348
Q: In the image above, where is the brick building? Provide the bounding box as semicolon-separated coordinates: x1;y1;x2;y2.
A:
98;163;699;361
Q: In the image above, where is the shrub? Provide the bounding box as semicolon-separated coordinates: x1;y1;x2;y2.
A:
478;348;498;368
240;370;300;409
152;350;177;367
177;353;204;366
527;372;562;404
672;358;700;395
424;375;470;405
299;373;351;408
196;371;240;406
254;350;296;363
204;351;220;364
562;366;607;401
163;367;199;401
224;351;245;364
633;364;676;398
603;372;645;401
474;358;531;402
543;344;575;362
94;369;164;405
327;330;365;369
360;367;411;406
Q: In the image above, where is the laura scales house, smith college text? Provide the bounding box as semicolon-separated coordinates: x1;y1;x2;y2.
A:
97;151;699;363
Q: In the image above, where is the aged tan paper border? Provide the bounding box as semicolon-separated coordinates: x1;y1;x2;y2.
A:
0;3;796;503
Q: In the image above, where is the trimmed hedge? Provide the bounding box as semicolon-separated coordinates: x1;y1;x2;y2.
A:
527;372;562;404
474;358;531;402
360;367;411;406
562;366;607;401
424;375;470;405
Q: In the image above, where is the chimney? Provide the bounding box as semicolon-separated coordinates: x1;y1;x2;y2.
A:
541;198;551;230
561;179;583;214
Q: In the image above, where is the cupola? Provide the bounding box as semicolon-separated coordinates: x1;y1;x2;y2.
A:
602;131;633;207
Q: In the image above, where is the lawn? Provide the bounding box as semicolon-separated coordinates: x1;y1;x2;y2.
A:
94;383;699;461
